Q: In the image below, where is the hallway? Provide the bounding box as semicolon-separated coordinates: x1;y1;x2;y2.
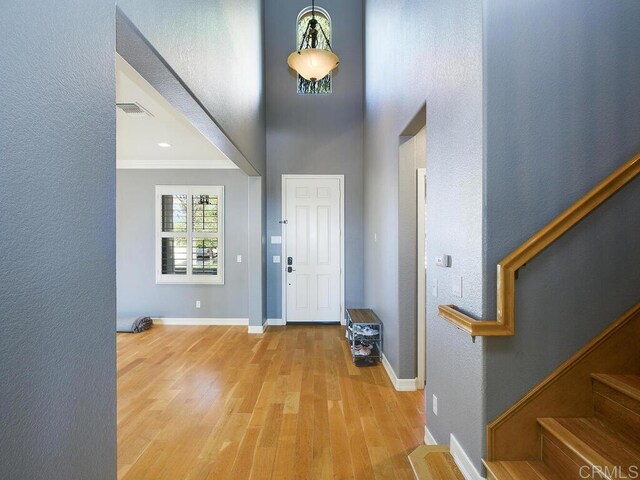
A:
117;325;425;479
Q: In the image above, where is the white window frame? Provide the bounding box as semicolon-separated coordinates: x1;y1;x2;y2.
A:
155;185;224;285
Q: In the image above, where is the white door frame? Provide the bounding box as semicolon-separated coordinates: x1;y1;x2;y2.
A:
281;174;345;325
417;168;426;389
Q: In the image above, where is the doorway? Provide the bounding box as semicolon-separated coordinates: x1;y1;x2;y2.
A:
398;108;426;389
281;175;345;323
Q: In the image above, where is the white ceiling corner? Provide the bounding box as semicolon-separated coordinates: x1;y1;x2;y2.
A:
116;54;238;170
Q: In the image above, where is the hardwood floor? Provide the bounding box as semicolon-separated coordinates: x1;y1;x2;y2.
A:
117;324;425;479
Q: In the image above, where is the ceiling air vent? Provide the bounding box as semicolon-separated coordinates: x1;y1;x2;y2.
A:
116;102;154;117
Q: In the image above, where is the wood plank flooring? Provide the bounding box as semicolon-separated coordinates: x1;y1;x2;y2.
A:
117;325;425;479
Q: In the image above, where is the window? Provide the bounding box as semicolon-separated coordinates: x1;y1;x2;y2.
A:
155;185;224;284
296;7;332;95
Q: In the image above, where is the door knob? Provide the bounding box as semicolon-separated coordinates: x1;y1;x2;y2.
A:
287;257;293;265
287;266;296;273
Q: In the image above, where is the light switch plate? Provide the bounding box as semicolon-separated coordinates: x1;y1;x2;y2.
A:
273;256;281;264
271;236;282;244
452;276;463;297
435;254;451;267
236;255;242;263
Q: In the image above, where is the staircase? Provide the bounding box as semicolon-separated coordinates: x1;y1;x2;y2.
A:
433;154;640;479
485;374;640;479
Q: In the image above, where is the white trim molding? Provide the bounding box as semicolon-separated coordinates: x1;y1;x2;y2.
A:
248;324;266;334
450;434;485;480
381;353;419;391
416;167;426;390
267;318;286;326
117;158;238;170
152;317;248;326
424;426;437;446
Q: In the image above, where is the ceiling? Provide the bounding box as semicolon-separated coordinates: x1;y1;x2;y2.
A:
116;54;237;169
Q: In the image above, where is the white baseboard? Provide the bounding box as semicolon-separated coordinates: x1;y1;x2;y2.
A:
424;426;437;445
152;317;248;326
450;434;485;480
381;353;419;391
267;318;286;326
249;319;284;334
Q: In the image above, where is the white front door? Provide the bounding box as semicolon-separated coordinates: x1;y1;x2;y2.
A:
283;176;342;322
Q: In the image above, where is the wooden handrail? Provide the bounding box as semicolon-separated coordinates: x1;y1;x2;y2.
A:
439;152;640;337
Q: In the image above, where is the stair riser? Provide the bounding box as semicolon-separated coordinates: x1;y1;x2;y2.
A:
593;382;640;445
594;394;640;446
541;433;596;479
594;380;640;414
541;428;640;480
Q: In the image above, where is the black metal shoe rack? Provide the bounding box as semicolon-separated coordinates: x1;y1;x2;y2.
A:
345;308;383;366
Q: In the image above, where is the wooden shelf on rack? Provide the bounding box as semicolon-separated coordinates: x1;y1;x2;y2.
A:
347;308;382;325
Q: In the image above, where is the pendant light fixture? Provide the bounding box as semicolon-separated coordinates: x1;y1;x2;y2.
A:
287;0;339;82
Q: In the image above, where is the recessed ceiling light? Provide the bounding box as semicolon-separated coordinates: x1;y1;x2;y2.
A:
158;142;171;148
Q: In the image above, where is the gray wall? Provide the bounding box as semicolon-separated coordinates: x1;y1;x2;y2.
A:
117;169;250;319
117;0;266;176
364;0;486;469
484;0;640;421
265;0;365;319
0;1;116;478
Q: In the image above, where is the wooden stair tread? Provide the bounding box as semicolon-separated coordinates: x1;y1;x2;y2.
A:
484;460;562;480
539;417;640;471
409;445;464;479
592;374;640;402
